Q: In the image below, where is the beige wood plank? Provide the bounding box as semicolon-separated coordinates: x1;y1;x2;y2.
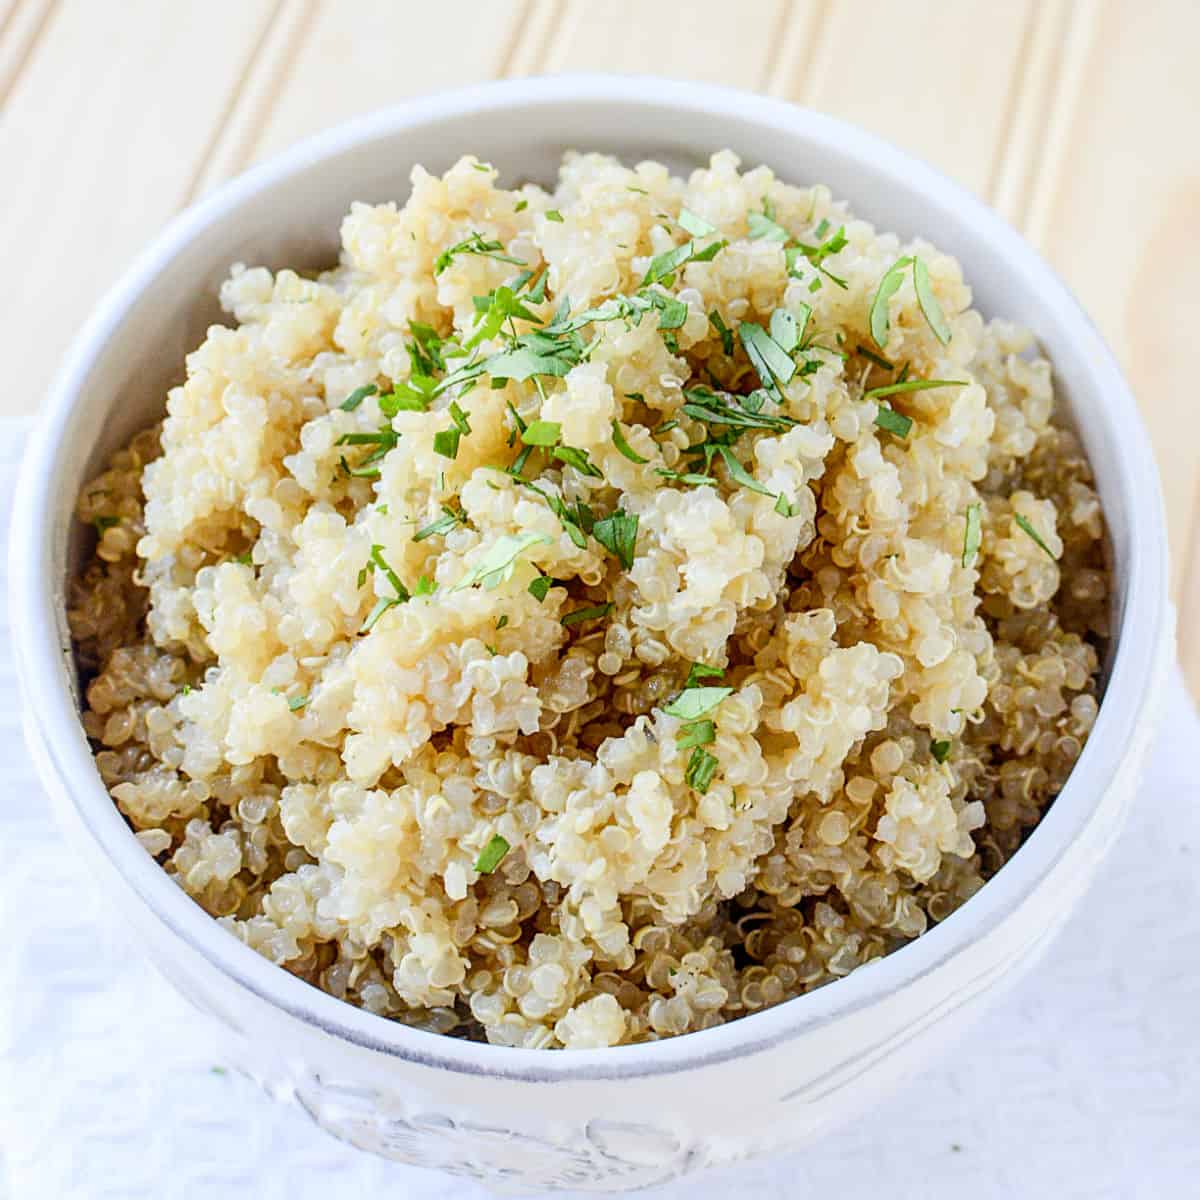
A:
242;0;531;171
544;0;785;88
1033;0;1200;618
0;0;277;415
775;0;1034;198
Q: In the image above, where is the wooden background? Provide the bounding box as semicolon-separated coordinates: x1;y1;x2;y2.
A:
2;0;1196;694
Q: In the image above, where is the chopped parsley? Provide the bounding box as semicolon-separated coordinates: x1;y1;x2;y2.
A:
662;685;733;721
544;209;564;222
873;406;913;438
339;383;378;411
869;256;915;349
684;747;719;793
592;510;639;569
678;208;717;237
434;232;526;276
913;257;952;344
432;428;461;459
709;309;734;355
716;445;773;496
864;378;960;401
552;444;602;478
611;420;650;464
685;662;724;687
413;504;466;543
641;236;726;288
452;532;550;592
738;320;796;397
774;493;801;518
655;467;716;486
521;420;562;446
413;574;436;597
682;385;796;432
93;515;119;533
528;575;554;602
1014;513;1057;559
931;739;951;764
561;602;613;626
514;198;529;213
474;834;510;875
676;719;715;750
287;694;310;712
962;503;982;567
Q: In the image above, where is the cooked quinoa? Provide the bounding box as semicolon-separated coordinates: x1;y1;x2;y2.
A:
69;151;1110;1049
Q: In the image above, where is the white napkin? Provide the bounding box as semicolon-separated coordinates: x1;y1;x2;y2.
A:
2;422;1196;1200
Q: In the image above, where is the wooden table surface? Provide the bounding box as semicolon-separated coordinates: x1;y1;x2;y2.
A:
2;0;1196;694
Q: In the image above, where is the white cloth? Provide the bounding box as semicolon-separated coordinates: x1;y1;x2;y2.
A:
1;422;1196;1200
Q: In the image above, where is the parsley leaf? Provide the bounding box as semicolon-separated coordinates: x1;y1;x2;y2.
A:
452;532;550;592
913;257;952;344
433;428;461;459
641;237;726;287
553;445;603;478
864;379;960;400
676;719;715;749
738;321;796;395
611;420;650;464
593;510;639;570
678;208;717;237
528;575;554;602
521;420;562;447
684;747;718;793
663;686;733;721
931;739;951;764
715;445;773;496
544;209;564;222
869;256;915;349
413;504;466;543
962;503;982;567
340;383;378;411
1014;513;1058;560
561;602;613;627
434;232;526;276
475;834;510;874
873;406;913;438
709;309;734;355
685;662;724;688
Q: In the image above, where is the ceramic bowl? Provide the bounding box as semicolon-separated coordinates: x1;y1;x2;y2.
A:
9;75;1173;1193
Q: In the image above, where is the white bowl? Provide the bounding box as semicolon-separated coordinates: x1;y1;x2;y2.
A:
9;75;1173;1192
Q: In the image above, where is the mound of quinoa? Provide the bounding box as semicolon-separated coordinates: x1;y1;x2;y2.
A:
69;151;1109;1049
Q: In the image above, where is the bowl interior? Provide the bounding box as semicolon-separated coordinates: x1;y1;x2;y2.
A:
23;76;1167;1075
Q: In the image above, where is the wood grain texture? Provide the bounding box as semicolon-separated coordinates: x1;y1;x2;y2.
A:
0;0;276;405
773;0;1035;197
245;0;531;168
545;0;784;88
1031;0;1199;620
0;0;56;107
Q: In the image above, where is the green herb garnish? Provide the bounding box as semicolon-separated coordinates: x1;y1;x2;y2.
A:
738;321;796;396
528;575;554;602
676;719;715;750
414;504;466;543
684;747;718;793
685;662;724;687
641;236;726;287
931;739;951;764
913;257;952;344
611;420;650;464
678;208;717;237
561;602;613;627
521;420;562;447
1014;513;1057;559
452;532;550;592
873;406;913;438
709;309;734;355
434;232;526;276
475;834;510;874
552;444;603;478
340;383;378;411
662;686;733;721
287;694;310;712
962;503;982;567
544;209;564;222
433;428;461;459
593;510;639;570
864;379;960;401
716;446;773;496
93;515;119;533
869;256;914;349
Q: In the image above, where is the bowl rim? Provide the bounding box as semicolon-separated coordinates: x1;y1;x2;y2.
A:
9;72;1170;1083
